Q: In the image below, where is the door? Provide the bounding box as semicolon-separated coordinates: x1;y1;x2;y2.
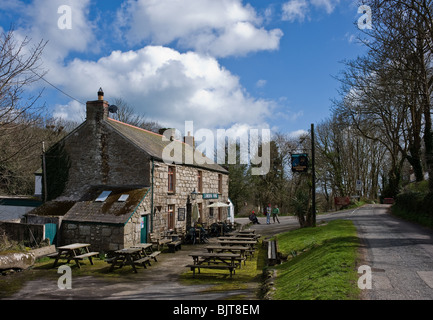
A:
44;223;57;245
140;215;148;243
168;205;175;230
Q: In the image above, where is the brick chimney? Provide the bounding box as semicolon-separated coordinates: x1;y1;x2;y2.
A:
86;88;109;123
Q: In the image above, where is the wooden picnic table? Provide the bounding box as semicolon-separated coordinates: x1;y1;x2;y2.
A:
217;239;257;248
230;232;260;239
186;252;243;278
218;236;258;242
48;243;99;269
131;243;161;262
107;247;150;273
205;245;252;259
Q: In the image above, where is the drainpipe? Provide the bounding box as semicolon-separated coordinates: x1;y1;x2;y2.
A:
151;158;154;233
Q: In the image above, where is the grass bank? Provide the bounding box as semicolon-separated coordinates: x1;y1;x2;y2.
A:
271;220;361;300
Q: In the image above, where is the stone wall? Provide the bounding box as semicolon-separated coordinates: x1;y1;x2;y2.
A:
61;208;145;252
148;161;229;234
61;222;124;252
51;115;151;201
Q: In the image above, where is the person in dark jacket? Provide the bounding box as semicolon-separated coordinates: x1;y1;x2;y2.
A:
249;210;260;224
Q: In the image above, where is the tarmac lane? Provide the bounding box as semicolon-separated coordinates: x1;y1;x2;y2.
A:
346;204;433;300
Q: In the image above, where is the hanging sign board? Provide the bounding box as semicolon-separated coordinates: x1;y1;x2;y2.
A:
291;154;309;172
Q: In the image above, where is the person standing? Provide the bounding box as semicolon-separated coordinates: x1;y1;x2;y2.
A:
272;204;280;224
266;203;272;224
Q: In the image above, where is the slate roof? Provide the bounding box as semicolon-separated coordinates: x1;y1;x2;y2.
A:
62;186;149;225
106;118;228;174
27;200;75;217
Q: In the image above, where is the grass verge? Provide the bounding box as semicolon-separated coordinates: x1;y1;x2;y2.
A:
272;219;361;300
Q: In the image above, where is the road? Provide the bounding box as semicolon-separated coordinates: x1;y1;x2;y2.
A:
245;204;433;300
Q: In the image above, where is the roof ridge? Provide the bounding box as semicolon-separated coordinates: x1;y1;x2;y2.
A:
107;117;191;146
107;118;163;138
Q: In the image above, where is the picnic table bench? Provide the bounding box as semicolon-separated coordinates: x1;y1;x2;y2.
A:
150;233;172;250
205;245;254;260
106;247;150;273
229;232;261;239
185;264;236;278
167;239;182;252
267;240;280;266
218;235;258;241
217;239;257;248
48;243;99;269
186;252;243;278
238;229;255;234
131;243;161;263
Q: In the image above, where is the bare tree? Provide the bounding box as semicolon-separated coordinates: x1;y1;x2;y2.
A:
0;27;48;194
109;97;161;133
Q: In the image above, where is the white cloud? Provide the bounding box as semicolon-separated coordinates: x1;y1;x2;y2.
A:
14;0;97;62
311;0;340;14
282;0;309;22
51;46;275;131
282;0;340;22
288;129;308;138
52;100;86;123
256;79;267;88
116;0;283;57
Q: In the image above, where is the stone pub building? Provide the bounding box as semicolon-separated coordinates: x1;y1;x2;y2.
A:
27;90;229;251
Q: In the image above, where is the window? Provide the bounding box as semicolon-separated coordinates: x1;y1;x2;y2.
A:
197;170;203;193
118;194;129;202
218;174;222;194
168;204;175;230
168;166;175;193
95;191;111;202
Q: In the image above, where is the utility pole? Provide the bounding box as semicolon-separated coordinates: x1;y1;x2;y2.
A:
42;141;48;203
311;123;316;227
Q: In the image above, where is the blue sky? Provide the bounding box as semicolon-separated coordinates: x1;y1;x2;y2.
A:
0;0;367;138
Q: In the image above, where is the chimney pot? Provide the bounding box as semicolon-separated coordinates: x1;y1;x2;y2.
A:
98;87;104;100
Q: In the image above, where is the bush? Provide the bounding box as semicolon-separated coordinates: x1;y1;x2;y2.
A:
392;183;433;228
394;192;425;213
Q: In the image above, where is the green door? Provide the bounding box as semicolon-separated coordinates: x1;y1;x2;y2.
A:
140;215;148;243
45;223;57;245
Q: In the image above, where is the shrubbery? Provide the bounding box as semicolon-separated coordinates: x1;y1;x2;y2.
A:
392;181;433;228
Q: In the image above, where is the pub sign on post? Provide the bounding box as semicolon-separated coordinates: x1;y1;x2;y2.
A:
291;153;309;173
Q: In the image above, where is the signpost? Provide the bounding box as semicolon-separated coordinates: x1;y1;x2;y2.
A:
356;180;362;191
290;124;316;227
